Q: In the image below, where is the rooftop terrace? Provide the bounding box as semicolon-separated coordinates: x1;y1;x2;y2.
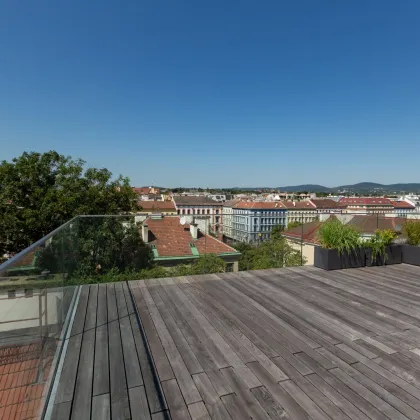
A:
18;263;420;419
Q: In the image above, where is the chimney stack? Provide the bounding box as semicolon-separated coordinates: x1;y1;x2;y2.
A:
142;223;149;243
190;223;198;240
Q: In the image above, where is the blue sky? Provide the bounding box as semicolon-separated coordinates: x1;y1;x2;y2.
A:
1;1;419;187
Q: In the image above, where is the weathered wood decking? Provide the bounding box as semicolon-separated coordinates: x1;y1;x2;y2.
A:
53;264;420;419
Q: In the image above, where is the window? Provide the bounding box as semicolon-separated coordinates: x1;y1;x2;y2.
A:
177;209;180;214
207;209;210;214
254;218;257;224
216;209;219;214
182;209;186;214
187;209;191;215
197;209;201;215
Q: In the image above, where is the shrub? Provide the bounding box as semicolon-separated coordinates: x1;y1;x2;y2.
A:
318;219;360;254
364;229;396;263
404;220;420;246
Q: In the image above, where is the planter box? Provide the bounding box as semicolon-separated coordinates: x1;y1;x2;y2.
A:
402;244;420;266
314;247;366;271
365;245;402;266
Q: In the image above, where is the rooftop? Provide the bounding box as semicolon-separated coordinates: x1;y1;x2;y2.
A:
234;201;286;209
138;201;176;212
145;216;238;257
391;200;416;209
48;264;420;419
173;196;222;206
339;197;393;206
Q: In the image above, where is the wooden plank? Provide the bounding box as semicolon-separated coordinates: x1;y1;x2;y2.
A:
142;283;202;404
251;386;292;420
115;282;128;319
84;284;98;332
148;286;203;375
123;281;136;314
305;374;371;420
91;393;110;420
51;401;72;420
161;379;191;420
129;386;151;420
221;393;253;419
116;288;144;390
70;329;95;419
130;286;175;382
188;401;211;420
151;412;170;420
271;355;351;420
108;284;131;420
294;353;392;420
192;372;232;420
246;361;311;420
54;286;89;404
129;313;167;414
330;368;411;420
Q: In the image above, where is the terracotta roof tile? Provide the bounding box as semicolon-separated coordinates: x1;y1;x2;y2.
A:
310;199;345;209
339;197;393;206
390;200;415;209
145;216;237;258
280;201;316;209
138;201;176;211
234;201;286;209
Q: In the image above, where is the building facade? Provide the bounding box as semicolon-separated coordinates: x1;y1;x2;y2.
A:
390;200;416;217
222;199;241;240
173;196;223;233
232;202;287;242
281;201;317;226
339;197;394;214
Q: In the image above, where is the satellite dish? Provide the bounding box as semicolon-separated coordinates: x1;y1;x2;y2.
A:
180;217;186;225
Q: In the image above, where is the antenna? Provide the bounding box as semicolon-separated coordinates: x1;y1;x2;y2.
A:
180;217;186;225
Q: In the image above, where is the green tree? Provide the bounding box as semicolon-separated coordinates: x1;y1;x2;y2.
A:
0;151;138;255
270;224;284;239
252;236;303;269
191;254;226;274
287;221;303;229
36;217;152;279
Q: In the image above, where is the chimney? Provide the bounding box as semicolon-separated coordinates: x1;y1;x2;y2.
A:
190;223;198;240
293;201;296;207
142;223;149;243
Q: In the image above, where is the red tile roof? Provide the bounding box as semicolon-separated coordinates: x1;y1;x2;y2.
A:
280;201;316;210
390;200;415;209
138;201;176;211
0;342;54;420
145;217;238;258
310;199;345;209
234;201;286;209
339;197;393;206
133;187;150;195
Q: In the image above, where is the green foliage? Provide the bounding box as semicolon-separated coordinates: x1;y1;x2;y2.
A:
287;221;303;229
0;151;138;255
404;220;420;246
189;254;226;274
270;225;284;240
36;218;152;279
318;219;360;254
232;238;304;270
364;229;396;262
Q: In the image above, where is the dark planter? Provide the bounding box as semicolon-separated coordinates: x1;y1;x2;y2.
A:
314;247;366;270
365;245;402;266
402;244;420;266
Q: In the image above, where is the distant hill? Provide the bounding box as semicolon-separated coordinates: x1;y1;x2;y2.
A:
276;182;420;193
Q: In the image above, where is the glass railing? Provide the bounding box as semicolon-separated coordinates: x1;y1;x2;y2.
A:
1;210;419;418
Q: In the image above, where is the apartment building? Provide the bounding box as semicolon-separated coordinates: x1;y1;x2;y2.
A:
232;202;287;242
339;197;394;214
137;200;177;215
281;201;317;226
390;200;416;216
173;196;223;233
222;199;241;240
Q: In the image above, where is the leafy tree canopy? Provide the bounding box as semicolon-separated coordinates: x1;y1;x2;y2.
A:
0;151;138;254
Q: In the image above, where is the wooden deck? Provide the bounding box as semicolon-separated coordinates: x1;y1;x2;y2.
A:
52;264;420;419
